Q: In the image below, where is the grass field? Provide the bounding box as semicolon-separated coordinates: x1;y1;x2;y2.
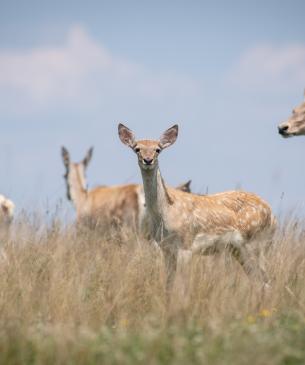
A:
0;214;305;365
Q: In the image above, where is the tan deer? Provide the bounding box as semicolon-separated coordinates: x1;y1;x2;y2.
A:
61;146;192;229
0;194;15;226
278;93;305;137
118;124;275;290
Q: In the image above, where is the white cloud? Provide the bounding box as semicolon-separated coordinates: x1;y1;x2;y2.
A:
229;44;305;92
0;25;198;114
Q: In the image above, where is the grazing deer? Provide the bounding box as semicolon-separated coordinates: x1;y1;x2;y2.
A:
278;93;305;137
0;194;15;226
118;124;275;290
61;147;192;229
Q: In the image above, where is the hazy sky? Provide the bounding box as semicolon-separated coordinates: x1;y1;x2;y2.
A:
0;0;305;218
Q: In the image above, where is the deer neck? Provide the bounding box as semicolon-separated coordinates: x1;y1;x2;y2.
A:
67;168;88;214
140;163;173;220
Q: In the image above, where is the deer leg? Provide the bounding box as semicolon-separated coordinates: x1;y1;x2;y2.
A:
161;245;178;295
230;244;270;287
190;232;270;289
191;233;221;256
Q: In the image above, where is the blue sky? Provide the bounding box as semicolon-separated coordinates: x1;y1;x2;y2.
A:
0;0;305;217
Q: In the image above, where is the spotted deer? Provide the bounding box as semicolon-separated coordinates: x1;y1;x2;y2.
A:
118;124;275;290
61;146;192;229
278;93;305;137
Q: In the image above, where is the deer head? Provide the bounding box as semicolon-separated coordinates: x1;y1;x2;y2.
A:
61;146;93;200
278;94;305;138
0;195;15;224
118;124;178;170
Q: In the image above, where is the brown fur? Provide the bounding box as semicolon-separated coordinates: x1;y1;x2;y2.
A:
86;184;140;228
118;123;276;290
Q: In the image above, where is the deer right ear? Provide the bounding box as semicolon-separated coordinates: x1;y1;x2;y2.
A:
118;123;136;148
61;146;70;168
176;180;192;193
83;147;93;168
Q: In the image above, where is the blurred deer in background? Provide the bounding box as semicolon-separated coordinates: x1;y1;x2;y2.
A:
118;123;276;291
278;92;305;137
61;146;192;230
0;194;15;226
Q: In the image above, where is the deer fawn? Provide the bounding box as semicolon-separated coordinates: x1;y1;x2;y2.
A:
118;123;275;290
61;146;192;230
278;92;305;137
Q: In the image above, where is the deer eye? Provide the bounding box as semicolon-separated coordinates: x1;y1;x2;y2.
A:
134;147;140;153
156;148;161;153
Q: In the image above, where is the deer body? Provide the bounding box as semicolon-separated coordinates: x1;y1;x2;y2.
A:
143;171;271;249
118;124;275;289
141;156;272;256
62;147;145;228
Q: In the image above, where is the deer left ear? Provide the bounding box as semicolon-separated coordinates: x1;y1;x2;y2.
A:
159;125;178;149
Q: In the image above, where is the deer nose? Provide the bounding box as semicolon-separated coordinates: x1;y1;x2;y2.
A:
143;158;153;165
278;124;289;135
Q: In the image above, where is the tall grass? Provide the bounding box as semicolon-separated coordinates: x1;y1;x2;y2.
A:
0;213;305;364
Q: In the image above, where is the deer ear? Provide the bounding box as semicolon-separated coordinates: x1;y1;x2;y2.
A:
61;146;70;168
83;147;93;168
176;180;192;193
118;123;136;148
159;124;178;149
